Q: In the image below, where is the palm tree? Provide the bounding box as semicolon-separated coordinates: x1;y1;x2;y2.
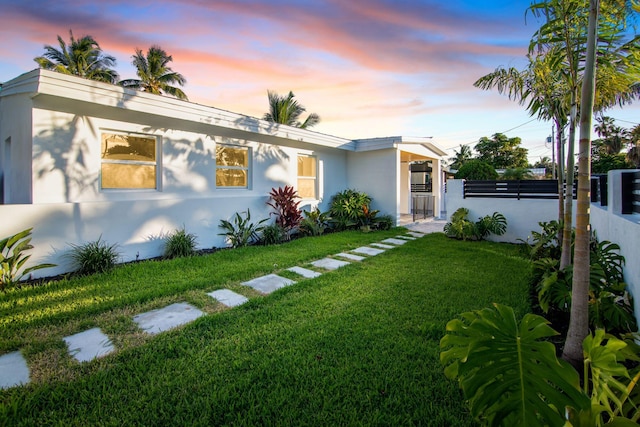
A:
595;115;626;154
627;123;640;167
34;30;118;83
263;91;320;129
448;145;473;170
119;46;187;100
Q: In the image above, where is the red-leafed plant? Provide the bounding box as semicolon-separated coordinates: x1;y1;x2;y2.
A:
267;186;303;237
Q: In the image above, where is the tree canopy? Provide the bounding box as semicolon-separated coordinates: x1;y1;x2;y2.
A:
474;133;529;169
119;46;188;100
33;30;118;83
263;91;320;129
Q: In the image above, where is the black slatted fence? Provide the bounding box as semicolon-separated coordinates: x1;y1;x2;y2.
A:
463;180;576;200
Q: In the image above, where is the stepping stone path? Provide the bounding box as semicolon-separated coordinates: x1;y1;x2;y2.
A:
208;289;249;307
380;237;409;245
311;258;351;270
133;302;204;335
242;274;296;294
0;229;433;389
351;246;385;256
64;327;115;363
287;266;322;278
335;252;366;261
370;242;395;249
0;351;30;390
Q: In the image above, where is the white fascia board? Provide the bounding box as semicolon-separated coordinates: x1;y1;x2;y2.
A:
5;69;355;151
353;136;447;158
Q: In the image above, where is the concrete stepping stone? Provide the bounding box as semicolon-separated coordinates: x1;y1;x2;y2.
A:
406;231;425;238
311;258;350;270
396;235;417;240
287;266;322;278
0;351;30;389
335;252;366;261
242;274;296;294
207;289;248;307
352;246;385;256
64;327;115;363
133;302;204;335
381;238;408;245
370;242;395;249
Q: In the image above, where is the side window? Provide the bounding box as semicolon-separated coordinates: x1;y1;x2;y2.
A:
297;155;317;199
216;145;250;188
101;133;158;190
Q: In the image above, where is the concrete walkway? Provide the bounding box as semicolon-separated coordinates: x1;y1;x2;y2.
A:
0;223;444;389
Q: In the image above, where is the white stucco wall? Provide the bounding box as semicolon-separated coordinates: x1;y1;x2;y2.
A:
446;179;563;243
347;149;399;221
0;92;34;204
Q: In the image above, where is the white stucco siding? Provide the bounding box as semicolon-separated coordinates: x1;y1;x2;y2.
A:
347;149;399;220
0;92;34;204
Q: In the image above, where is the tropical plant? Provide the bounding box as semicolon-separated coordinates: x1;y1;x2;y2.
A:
218;209;268;248
358;204;380;231
375;214;394;231
448;145;474;170
163;227;197;259
266;186;303;238
500;168;534;180
299;207;331;236
1;228;55;291
119;45;188;100
328;189;372;231
534;236;637;335
444;208;507;241
260;223;287;245
454;160;499;180
440;304;590;426
441;304;640;426
67;236;120;276
263;90;320;129
34;30;118;83
522;220;563;260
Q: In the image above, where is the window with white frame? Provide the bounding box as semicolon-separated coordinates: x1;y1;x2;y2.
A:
101;133;158;189
216;145;249;188
297;154;317;199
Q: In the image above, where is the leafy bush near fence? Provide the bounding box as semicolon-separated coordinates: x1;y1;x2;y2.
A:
444;208;507;241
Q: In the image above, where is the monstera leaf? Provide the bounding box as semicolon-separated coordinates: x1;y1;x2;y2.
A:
440;304;590;426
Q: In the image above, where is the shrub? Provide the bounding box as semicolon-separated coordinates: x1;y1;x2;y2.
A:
329;189;371;231
533;234;637;334
441;304;640;426
261;223;287;245
454;160;499;180
266;186;303;238
500;168;534;180
299;207;331;236
164;227;197;259
375;214;394;230
218;209;268;248
444;208;507;241
68;236;120;276
1;228;55;291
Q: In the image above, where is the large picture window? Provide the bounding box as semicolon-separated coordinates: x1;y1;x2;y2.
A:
297;155;317;199
216;145;249;188
101;133;157;189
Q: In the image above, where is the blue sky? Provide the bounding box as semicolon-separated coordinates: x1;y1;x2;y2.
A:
1;0;638;163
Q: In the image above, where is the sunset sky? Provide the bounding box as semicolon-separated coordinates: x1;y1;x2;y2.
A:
1;0;639;163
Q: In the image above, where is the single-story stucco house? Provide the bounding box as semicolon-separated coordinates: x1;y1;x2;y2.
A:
0;69;446;278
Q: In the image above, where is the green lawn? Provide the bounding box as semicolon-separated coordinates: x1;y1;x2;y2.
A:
0;230;531;426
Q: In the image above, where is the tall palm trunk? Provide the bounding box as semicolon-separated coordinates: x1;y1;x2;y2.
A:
560;99;577;270
556;120;565;226
563;0;599;368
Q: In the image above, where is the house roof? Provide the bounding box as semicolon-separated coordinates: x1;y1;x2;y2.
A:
1;69;446;159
